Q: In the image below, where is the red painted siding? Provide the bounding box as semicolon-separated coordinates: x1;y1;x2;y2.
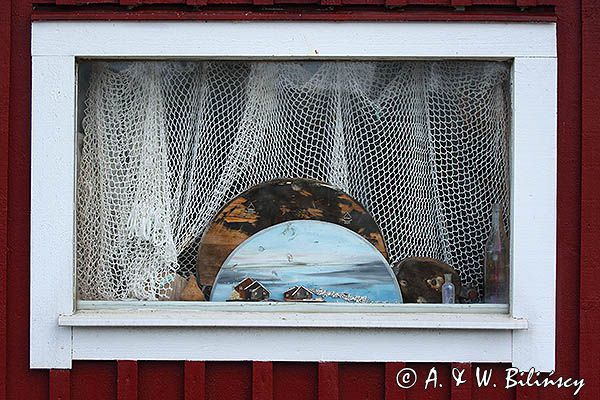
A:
0;0;10;397
273;362;318;400
31;0;557;5
71;362;117;400
580;1;600;399
50;370;71;400
252;362;273;400
184;361;205;400
6;0;50;399
1;1;597;399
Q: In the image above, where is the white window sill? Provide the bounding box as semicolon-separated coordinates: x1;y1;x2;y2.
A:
60;303;527;330
60;305;525;364
59;311;527;330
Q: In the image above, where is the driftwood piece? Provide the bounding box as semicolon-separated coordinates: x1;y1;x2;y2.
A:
394;257;462;304
158;273;187;301
180;275;206;301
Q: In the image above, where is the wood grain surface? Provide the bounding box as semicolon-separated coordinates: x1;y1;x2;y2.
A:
196;178;388;287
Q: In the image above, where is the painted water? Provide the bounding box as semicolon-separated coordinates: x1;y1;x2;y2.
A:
210;220;402;303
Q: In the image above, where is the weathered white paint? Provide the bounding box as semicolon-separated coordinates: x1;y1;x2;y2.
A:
60;310;528;330
30;21;557;370
72;326;514;363
30;55;76;369
31;21;557;58
77;300;509;314
511;57;557;371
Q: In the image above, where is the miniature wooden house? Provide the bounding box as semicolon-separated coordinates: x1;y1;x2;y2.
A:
284;286;315;301
246;281;270;301
234;278;270;301
234;277;255;299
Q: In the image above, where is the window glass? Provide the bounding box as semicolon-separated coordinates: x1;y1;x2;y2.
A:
76;60;511;305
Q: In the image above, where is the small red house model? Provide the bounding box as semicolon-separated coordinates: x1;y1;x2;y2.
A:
283;286;315;301
234;278;270;301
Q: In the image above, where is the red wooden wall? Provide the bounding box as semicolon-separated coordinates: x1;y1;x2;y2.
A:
1;1;599;399
29;0;558;8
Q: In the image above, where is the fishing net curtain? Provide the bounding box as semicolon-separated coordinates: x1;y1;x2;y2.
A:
76;61;511;301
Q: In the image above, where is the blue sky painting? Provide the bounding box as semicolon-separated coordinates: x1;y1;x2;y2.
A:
210;220;403;303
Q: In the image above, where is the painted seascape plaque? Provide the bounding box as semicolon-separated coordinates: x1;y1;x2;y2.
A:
196;178;388;289
210;220;402;303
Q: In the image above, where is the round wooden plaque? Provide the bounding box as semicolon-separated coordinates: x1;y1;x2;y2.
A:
210;220;401;303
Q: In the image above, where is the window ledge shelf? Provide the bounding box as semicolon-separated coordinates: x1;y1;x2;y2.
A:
76;300;508;313
59;308;527;330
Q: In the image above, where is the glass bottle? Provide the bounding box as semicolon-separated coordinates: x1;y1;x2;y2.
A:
442;273;455;304
484;203;510;304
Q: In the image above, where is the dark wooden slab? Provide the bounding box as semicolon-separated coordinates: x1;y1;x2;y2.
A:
196;178;388;287
394;257;462;304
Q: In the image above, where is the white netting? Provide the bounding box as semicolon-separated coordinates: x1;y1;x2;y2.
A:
77;61;510;301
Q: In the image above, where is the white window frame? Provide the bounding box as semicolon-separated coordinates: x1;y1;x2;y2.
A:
30;21;557;370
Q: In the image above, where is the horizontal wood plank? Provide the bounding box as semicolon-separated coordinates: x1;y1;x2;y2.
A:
59;310;527;330
31;0;552;4
76;301;509;314
516;0;538;6
451;0;472;6
32;21;557;58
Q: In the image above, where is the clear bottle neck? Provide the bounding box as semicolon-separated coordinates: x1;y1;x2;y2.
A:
444;273;452;284
491;204;501;230
487;203;508;254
